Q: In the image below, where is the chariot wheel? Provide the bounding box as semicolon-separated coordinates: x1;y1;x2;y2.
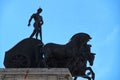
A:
10;54;31;68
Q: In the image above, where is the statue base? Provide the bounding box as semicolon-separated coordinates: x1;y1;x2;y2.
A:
0;68;72;80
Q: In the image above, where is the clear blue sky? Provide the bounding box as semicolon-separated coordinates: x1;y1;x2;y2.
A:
0;0;120;80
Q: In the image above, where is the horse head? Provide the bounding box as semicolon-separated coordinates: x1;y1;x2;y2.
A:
70;33;92;45
87;53;96;66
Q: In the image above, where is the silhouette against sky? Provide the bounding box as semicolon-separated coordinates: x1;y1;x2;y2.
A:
28;8;43;41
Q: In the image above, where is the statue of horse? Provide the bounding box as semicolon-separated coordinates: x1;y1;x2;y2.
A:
42;33;95;80
72;52;95;80
43;32;91;64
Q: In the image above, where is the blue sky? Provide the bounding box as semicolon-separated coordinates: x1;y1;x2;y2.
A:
0;0;120;80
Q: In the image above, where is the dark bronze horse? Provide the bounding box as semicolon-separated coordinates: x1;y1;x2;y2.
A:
72;52;95;80
43;33;91;63
42;33;95;80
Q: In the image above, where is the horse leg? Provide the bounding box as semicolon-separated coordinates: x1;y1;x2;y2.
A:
86;67;95;80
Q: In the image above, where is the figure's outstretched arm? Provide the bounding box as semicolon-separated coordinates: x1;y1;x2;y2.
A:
28;14;34;26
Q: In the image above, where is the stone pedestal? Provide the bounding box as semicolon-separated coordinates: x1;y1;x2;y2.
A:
0;68;72;80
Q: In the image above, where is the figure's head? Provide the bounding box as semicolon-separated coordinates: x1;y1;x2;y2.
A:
37;8;42;13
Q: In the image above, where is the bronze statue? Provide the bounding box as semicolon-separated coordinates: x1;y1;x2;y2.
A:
4;33;95;80
28;8;44;41
42;33;95;80
71;46;95;80
43;33;92;64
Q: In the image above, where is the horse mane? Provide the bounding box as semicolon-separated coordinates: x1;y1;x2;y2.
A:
70;33;91;41
66;33;91;48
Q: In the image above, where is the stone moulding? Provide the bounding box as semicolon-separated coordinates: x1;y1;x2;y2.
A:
0;68;72;80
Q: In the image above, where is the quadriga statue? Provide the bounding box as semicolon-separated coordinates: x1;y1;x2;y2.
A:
4;32;95;80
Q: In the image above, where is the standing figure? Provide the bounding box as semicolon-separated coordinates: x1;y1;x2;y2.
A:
28;8;44;41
